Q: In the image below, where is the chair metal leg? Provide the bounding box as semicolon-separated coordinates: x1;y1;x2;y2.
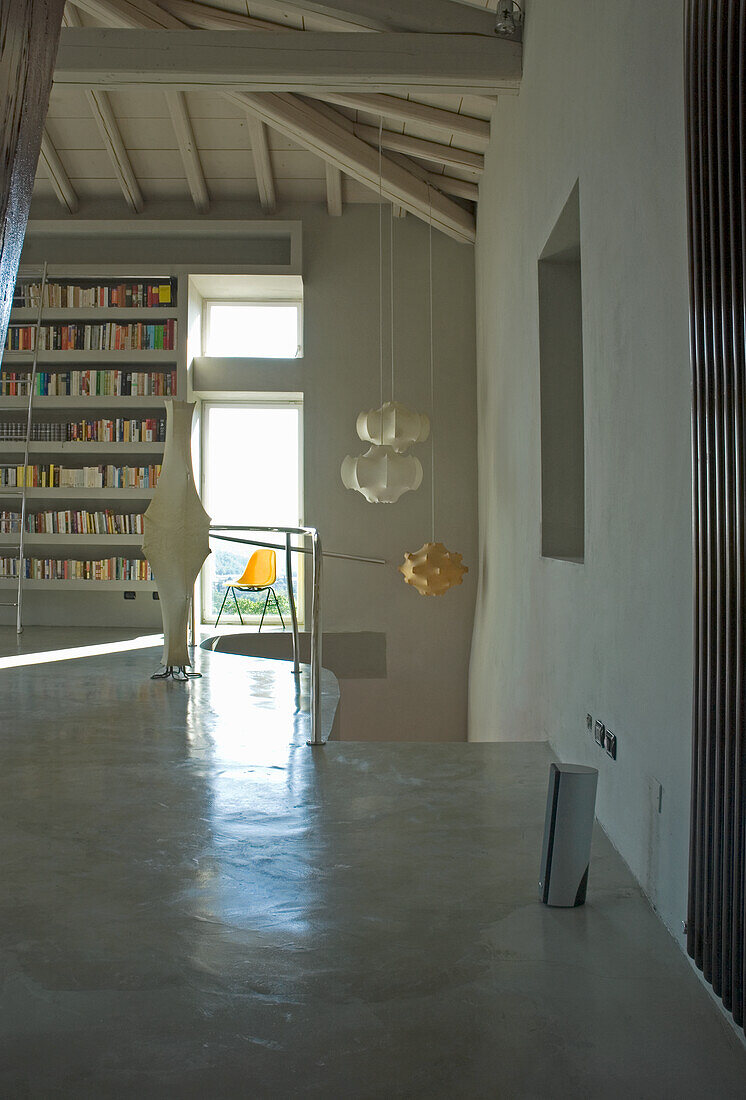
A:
232;586;245;626
215;585;231;627
258;588;271;631
271;587;285;629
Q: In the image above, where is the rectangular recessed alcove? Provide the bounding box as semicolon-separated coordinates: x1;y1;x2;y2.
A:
538;181;585;562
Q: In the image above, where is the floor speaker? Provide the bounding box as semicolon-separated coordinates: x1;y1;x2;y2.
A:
539;763;598;907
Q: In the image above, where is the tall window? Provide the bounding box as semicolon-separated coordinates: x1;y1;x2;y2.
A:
203;301;302;358
201;400;303;624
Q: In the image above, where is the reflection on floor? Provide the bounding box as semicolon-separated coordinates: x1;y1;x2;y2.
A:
0;628;744;1097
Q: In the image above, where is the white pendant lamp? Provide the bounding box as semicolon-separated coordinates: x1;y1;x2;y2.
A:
341;445;423;504
341;123;429;504
356;400;430;453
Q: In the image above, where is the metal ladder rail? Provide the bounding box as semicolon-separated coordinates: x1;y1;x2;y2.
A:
16;262;48;634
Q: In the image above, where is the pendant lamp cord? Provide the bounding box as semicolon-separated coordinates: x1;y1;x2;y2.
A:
378;121;384;443
390;197;395;404
429;186;435;544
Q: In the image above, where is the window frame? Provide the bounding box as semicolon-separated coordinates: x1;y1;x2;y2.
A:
200;396;305;626
202;298;304;359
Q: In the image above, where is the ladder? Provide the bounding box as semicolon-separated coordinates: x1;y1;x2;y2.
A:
0;263;48;634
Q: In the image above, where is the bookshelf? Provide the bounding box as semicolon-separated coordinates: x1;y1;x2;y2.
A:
0;268;185;624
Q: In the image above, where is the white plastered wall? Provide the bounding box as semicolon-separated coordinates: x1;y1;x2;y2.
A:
469;0;693;937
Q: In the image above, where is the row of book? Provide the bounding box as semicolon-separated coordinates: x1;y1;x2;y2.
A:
0;369;177;400
0;370;178;398
14;281;175;309
0;418;166;443
5;322;177;352
0;556;153;581
0;464;161;489
0;510;146;535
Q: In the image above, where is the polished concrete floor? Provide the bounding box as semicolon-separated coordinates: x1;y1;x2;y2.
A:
0;629;744;1098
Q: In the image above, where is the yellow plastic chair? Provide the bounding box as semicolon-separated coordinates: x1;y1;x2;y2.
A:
215;547;286;630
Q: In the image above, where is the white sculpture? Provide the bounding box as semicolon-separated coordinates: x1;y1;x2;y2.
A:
142;400;211;678
341;444;423;504
356;401;430;452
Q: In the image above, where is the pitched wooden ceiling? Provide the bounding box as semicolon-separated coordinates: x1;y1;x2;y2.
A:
36;0;514;241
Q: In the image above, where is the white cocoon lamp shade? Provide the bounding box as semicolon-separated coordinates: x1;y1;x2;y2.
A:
341;445;423;504
142;400;211;668
356;401;430;453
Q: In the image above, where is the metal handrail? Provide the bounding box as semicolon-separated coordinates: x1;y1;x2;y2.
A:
209;530;385;566
209;525;387;744
209;525;333;746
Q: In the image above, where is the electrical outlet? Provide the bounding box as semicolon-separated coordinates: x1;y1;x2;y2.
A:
586;713;594;735
594;719;605;747
605;729;617;760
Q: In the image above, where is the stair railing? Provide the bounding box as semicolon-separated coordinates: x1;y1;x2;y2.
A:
209;525;385;746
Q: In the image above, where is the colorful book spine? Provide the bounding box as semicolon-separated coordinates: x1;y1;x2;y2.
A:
5;322;177;352
0;418;166;443
0;464;161;489
13;280;176;309
0;556;153;581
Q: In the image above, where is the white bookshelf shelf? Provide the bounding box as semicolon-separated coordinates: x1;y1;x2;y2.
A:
0;534;145;547
0;442;165;455
10;307;178;322
0;488;155;500
3;350;176;364
0;396;171;409
0;578;156;592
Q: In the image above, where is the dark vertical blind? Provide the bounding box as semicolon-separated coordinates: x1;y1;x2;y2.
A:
686;0;746;1030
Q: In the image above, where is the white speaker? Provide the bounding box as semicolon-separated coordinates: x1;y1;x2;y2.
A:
539;763;598;907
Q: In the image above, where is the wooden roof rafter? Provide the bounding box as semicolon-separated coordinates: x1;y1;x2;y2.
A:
52;0;513;238
165;90;210;213
245;115;277;214
65;3;144;212
40;128;79;214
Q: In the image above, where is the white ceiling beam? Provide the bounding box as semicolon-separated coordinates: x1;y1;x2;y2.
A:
40;129;79;214
66;0;144;212
245;115;276;213
353;122;483;174
228;91;475;243
61;5;475;237
71;0;183;27
158;0;288;31
369;146;478;203
161;0;360;32
325;163;343;216
86;89;143;212
240;0;497;34
426;173;478;202
165;90;209;213
313;92;489;145
54;29;522;97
